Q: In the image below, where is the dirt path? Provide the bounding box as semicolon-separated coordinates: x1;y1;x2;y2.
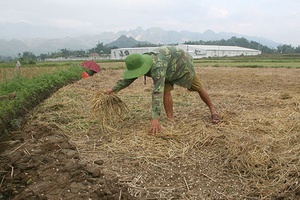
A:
0;66;299;199
0;117;135;200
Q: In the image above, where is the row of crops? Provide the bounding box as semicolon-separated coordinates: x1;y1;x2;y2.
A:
0;63;85;134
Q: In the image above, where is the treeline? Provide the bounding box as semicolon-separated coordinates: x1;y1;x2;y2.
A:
33;42;111;62
184;36;300;54
0;42;112;63
2;37;300;63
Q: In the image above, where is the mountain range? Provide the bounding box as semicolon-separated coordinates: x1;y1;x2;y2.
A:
0;23;280;57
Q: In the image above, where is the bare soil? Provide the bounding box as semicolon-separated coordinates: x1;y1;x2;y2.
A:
0;66;299;200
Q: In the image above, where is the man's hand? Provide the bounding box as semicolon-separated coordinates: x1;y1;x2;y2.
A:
149;118;162;134
104;89;114;95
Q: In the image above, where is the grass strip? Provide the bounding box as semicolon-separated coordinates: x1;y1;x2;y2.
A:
0;66;83;133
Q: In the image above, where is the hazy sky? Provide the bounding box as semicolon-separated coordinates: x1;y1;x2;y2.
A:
1;0;300;46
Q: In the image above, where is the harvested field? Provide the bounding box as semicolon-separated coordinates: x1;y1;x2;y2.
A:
0;66;299;199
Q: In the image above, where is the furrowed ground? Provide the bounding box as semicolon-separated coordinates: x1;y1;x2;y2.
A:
0;66;299;199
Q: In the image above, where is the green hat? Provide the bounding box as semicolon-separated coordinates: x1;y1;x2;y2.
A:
122;53;153;79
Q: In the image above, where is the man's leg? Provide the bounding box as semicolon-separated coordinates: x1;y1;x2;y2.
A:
198;87;220;124
190;75;220;124
163;90;174;120
163;83;174;120
164;91;174;120
198;88;218;118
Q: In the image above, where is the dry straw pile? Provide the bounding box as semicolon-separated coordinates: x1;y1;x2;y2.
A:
90;91;129;132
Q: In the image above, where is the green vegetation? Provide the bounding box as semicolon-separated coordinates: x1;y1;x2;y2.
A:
0;63;84;133
194;54;300;68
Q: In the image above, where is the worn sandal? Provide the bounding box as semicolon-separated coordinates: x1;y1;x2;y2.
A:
211;114;221;124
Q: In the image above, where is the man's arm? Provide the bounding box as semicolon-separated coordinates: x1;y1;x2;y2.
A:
151;67;167;118
111;78;136;93
149;67;167;134
104;78;136;95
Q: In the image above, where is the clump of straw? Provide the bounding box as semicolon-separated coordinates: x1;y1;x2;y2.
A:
91;91;129;132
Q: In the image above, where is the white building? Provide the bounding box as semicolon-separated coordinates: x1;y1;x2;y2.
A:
111;47;157;59
177;44;261;58
110;44;261;59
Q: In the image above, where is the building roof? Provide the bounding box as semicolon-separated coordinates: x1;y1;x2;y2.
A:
177;44;260;52
114;44;260;52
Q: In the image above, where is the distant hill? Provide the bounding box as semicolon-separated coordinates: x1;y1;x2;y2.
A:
0;24;281;57
105;35;153;48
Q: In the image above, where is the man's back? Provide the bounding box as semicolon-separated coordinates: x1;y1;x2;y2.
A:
148;46;195;89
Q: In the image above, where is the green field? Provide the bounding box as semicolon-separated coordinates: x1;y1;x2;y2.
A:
194;54;300;68
0;62;84;133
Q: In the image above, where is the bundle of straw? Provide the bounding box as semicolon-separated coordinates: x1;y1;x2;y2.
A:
91;91;129;132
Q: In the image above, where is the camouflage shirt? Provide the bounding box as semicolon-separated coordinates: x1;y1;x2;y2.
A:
112;46;196;119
